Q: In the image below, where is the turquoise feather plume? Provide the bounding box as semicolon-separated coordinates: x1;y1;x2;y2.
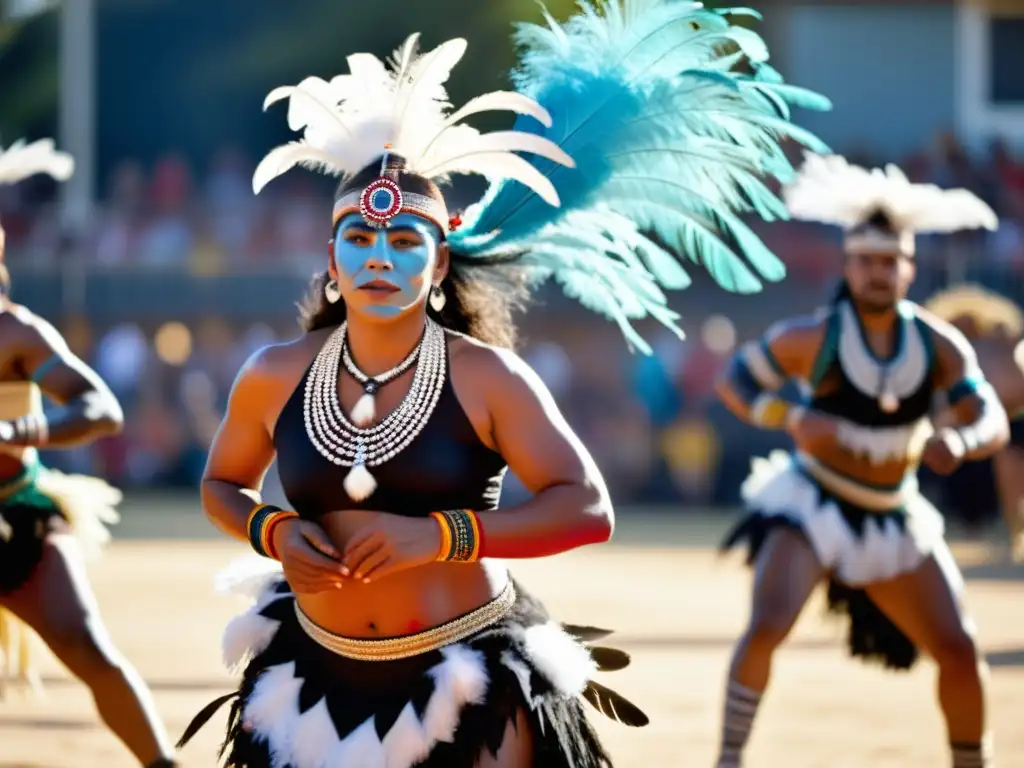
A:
448;0;831;352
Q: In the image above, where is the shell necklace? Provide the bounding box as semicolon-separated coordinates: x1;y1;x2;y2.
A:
303;319;446;501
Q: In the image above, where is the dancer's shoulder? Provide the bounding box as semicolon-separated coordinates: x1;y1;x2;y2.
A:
448;335;543;400
228;333;325;413
0;303;68;354
759;311;830;350
912;305;975;363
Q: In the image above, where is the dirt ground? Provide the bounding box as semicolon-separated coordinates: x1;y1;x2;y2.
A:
0;535;1021;768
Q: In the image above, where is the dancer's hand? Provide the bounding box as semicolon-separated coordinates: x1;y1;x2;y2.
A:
272;518;347;594
922;428;966;475
786;410;839;453
342;512;443;583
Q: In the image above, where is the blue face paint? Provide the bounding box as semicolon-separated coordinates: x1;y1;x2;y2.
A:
334;212;441;319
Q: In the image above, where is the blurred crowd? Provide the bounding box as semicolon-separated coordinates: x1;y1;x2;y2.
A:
3;131;1024;516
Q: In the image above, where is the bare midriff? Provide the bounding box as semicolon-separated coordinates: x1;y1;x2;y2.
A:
297;508;509;638
0;381;37;475
805;443;918;491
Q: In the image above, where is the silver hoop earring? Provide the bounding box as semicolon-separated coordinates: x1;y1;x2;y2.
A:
429;284;446;312
324;279;341;304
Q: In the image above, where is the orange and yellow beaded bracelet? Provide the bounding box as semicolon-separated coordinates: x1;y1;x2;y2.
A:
430;509;482;562
247;504;299;560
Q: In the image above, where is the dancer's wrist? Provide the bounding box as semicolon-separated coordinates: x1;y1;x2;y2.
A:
247;504;299;559
0;414;49;446
749;394;804;431
269;516;300;560
430;510;482;562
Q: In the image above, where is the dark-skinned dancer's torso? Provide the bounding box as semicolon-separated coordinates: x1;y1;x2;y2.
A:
0;137;177;767
714;153;1005;768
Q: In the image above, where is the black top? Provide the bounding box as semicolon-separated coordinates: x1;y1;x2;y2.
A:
273;337;508;519
808;302;937;428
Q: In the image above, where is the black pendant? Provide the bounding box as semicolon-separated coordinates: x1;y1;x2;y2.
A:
363;379;380;395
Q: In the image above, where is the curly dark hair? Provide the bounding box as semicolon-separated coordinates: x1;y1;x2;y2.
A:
297;155;529;349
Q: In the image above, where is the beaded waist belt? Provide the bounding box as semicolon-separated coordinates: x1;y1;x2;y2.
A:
294;580;516;661
797;453;916;513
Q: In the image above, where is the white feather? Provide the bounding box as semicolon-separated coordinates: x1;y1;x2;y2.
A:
419;131;574;176
0;139;74;185
784;152;999;234
213;556;285;599
252;142;347;194
254;33;571;200
422;152;561;207
290;698;341;768
437;91;552;131
244;662;304;768
522;621;596;697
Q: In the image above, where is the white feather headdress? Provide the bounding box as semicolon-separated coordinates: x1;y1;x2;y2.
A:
0;139;74;186
252;2;833;353
783;153;998;238
253;33;574;215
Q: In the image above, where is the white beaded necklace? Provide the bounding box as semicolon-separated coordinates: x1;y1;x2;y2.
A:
342;332;420;427
303;319;447;501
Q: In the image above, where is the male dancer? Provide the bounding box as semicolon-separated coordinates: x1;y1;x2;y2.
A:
0;138;177;766
926;284;1024;560
715;154;1004;767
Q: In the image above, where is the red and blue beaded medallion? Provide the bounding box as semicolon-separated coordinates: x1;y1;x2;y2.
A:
359;177;404;228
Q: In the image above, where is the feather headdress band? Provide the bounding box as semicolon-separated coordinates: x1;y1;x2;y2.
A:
0;139;74;186
255;1;832;352
784;153;998;256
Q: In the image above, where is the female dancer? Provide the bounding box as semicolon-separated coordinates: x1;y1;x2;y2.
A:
179;2;830;765
925;284;1024;559
0;139;177;766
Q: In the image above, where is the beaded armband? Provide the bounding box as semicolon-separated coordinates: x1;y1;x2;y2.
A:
247;504;299;560
12;414;49;446
749;394;805;430
430;509;482;563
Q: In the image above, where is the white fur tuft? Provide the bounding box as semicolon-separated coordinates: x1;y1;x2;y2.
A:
243;662;304;768
236;640;494;768
784;152;999;234
214;556;285;599
350;393;376;427
219;572;290;672
422;644;489;745
343;463;378;502
327;718;388;767
380;702;432;768
522;622;596;697
0;138;74;186
290;698;340;768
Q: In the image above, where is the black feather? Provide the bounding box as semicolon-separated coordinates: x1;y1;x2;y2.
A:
581;681;650;727
560;623;614;641
586;645;631;672
176;691;238;749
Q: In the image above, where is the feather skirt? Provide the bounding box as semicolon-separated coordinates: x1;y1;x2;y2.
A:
178;570;648;768
721;451;955;671
0;464;120;693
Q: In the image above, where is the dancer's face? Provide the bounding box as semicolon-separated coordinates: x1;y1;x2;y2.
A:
843;249;915;315
329;212;447;321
